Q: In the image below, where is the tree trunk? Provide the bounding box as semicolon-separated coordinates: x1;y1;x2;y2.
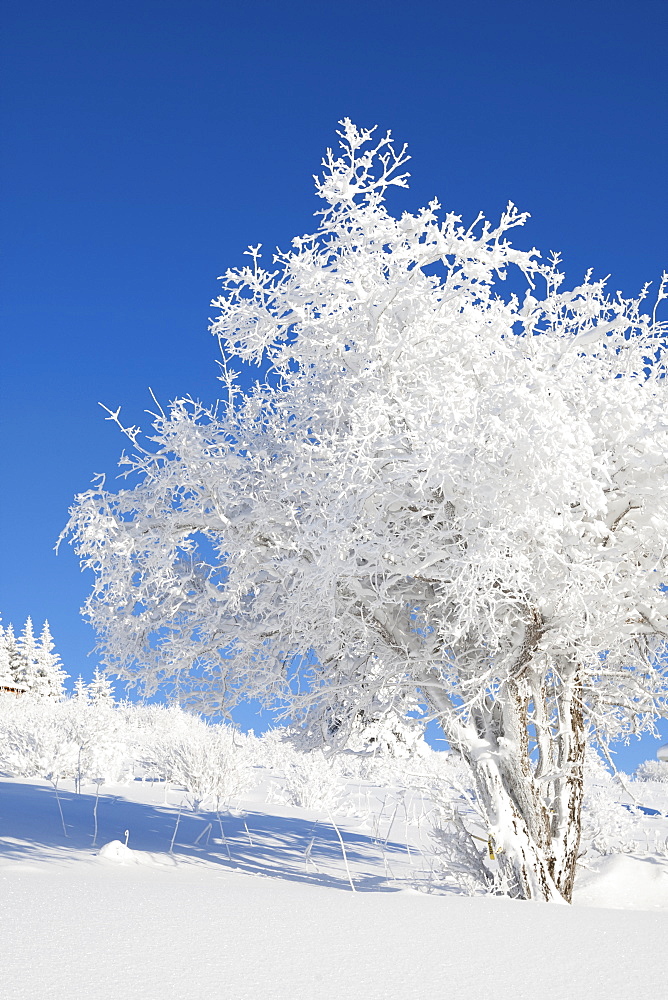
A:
462;740;565;903
549;659;585;902
423;667;584;904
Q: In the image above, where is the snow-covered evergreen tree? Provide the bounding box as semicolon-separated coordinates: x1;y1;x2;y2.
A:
36;621;67;700
73;675;89;703
0;617;69;698
87;666;115;706
15;617;41;695
2;624;27;693
0;622;14;689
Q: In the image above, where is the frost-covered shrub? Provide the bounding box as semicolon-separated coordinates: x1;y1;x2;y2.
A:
424;754;498;895
115;703;258;810
420;750;474;790
128;703;202;781
251;728;301;772
163;725;256;812
580;750;640;856
429;805;497;896
65;700;133;786
635;759;668;783
0;695;257;806
269;750;351;813
0;697;133;786
0;698;80;783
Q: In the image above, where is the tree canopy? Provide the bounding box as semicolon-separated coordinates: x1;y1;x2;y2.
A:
64;121;668;900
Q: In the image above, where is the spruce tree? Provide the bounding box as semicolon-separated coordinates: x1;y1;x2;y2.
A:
3;624;27;691
0;622;13;688
15;618;39;693
36;621;68;700
73;674;89;702
88;666;115;706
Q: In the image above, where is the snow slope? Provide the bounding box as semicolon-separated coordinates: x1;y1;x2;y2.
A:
2;775;668;999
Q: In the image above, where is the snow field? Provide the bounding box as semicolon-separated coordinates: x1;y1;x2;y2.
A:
2;773;668;999
4;863;667;1000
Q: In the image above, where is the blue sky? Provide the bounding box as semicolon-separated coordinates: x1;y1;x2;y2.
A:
1;0;666;767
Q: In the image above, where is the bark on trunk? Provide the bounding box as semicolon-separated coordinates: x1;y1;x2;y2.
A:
549;659;585;902
422;661;585;904
464;747;564;901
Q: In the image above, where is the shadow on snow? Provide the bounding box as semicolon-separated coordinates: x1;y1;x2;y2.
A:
0;780;411;893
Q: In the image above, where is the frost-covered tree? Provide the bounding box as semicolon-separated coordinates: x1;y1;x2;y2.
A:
73;675;89;703
36;621;68;700
0;622;14;690
87;666;115;706
1;624;27;693
9;618;68;699
64;121;668;902
15;617;41;695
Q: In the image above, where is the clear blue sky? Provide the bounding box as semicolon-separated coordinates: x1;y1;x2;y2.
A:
1;0;666;767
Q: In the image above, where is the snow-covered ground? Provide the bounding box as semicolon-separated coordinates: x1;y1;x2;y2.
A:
2;772;668;999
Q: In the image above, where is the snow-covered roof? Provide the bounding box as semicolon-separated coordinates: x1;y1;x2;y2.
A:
0;679;27;693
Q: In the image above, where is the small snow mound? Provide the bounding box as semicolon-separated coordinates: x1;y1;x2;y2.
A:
574;854;668;910
97;840;137;864
97;841;178;868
